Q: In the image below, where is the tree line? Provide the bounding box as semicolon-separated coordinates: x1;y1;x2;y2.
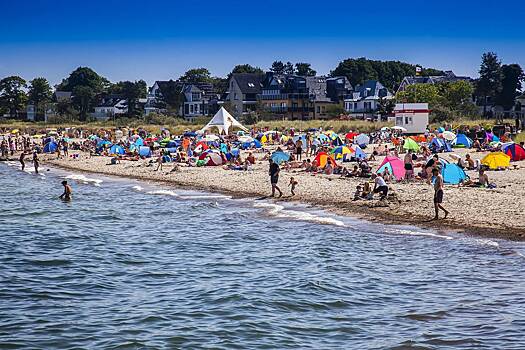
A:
0;53;522;122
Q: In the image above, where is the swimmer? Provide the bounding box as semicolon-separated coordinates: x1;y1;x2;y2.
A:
59;180;72;201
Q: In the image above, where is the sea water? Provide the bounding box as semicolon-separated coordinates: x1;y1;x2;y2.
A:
0;162;524;349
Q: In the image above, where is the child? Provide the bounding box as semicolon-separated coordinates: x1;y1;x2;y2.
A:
353;185;362;201
289;177;298;196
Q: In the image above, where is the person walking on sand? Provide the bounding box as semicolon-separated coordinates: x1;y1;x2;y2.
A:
156;153;163;171
32;152;39;174
59;180;72;201
269;159;283;197
432;168;449;220
289;177;298;196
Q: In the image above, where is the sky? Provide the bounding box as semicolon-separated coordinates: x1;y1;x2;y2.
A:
1;0;524;86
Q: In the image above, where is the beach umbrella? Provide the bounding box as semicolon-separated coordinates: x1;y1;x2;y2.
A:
437;127;445;133
271;151;290;165
238;135;254;143
317;134;330;143
11;129;19;134
345;132;358;140
355;134;370;147
392;126;407;132
380;127;390;131
442;131;456;141
351;145;367;160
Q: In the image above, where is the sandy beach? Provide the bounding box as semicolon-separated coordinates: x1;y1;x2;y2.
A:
34;147;525;240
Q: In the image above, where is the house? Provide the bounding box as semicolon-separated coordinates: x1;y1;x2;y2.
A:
344;80;393;118
145;80;179;115
326;76;352;102
92;95;127;120
397;71;471;93
394;103;430;134
180;83;220;122
225;73;264;119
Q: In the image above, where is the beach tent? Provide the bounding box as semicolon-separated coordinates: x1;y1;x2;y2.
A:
205;152;224;166
377;156;405;181
503;143;525;161
452;134;473;148
430;137;452;152
317;134;330;143
271;151;290;165
238;135;254;143
345;132;358;141
403;137;420;152
194;141;209;152
139;146;152;157
293;135;307;145
442;163;467;184
331;146;352;159
355;134;370;147
43;141;58;153
352;145;367;160
314;152;337;168
332;136;344;146
109;144;125;155
200;107;248;135
481;152;510;169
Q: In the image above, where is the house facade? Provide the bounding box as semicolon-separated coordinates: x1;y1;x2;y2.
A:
344;80;393;118
225;73;264;119
92;95;128;120
397;71;471;93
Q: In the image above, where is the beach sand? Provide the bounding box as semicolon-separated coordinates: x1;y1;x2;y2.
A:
39;148;525;240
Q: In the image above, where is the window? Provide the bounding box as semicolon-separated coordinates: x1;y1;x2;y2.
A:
405;116;413;125
354;103;358;110
316;106;321;113
396;117;403;125
234;93;238;100
190;105;194;113
248;83;255;88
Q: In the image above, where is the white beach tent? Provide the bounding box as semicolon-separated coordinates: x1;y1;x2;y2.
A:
200;107;248;135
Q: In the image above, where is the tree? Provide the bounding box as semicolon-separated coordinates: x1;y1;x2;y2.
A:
0;76;27;118
475;52;503;116
377;97;396;120
270;61;285;75
438;80;474;111
231;64;264;74
325;104;345;117
110;80;147;117
28;77;52;115
496;64;524;110
179;68;212;83
284;61;295;75
295;63;317;76
396;84;441;106
57;67;110;120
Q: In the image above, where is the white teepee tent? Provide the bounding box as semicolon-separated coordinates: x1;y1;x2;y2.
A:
200;107;248;135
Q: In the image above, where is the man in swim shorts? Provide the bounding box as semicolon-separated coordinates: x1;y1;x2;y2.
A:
60;180;72;201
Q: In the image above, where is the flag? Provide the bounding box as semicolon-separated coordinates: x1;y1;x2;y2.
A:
415;66;422;76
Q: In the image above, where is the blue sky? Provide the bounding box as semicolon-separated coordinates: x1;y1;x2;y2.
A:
1;0;523;86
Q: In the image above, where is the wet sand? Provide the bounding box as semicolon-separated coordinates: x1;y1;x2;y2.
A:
37;148;525;240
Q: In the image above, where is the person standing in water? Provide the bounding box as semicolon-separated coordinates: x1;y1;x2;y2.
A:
432;168;449;220
59;180;72;201
32;152;39;174
19;152;26;171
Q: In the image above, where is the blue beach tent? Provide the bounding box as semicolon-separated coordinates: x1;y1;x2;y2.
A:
430;138;452;152
43;141;58;153
110;145;125;155
139;146;152;157
442;163;467;184
452;134;473;148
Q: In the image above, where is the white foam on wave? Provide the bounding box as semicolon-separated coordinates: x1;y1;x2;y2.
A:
65;174;103;187
472;238;500;248
179;194;232;200
391;228;453;240
132;185;144;191
146;189;179;197
253;202;345;227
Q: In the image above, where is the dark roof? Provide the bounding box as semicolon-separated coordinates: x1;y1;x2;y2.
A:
353;80;391;99
306;76;331;102
232;73;264;94
96;94;125;107
183;84;202;93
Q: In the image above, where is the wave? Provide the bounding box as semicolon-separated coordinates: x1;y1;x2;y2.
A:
253;202;345;227
178;194;231;200
146;189;179;197
132;185;144;191
389;228;453;240
65;174;103;186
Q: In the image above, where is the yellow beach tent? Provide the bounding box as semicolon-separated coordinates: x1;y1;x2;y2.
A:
481;152;510;169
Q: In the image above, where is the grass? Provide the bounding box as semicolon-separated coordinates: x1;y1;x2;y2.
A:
0;118;392;135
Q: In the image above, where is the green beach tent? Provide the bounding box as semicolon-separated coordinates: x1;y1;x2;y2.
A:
403;137;420;152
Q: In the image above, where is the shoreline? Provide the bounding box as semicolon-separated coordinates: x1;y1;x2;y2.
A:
34;154;525;242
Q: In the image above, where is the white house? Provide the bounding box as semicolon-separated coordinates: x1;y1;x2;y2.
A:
394;103;429;134
344;80;393;118
92;96;128;120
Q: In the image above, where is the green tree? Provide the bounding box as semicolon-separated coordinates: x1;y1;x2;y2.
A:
496;63;524;110
475;52;503;116
284;61;295;75
179;68;212;83
57;67;110;120
28;77;52;115
270;61;285;75
110;80;147;117
0;76;28;118
438;80;474;110
325;104;345;117
396;84;441;106
377;97;396;120
231;64;264;74
295;63;317;76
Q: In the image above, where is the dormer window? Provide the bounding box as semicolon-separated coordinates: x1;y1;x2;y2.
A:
248;83;255;88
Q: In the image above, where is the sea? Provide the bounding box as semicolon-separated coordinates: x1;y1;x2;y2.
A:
1;161;524;349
